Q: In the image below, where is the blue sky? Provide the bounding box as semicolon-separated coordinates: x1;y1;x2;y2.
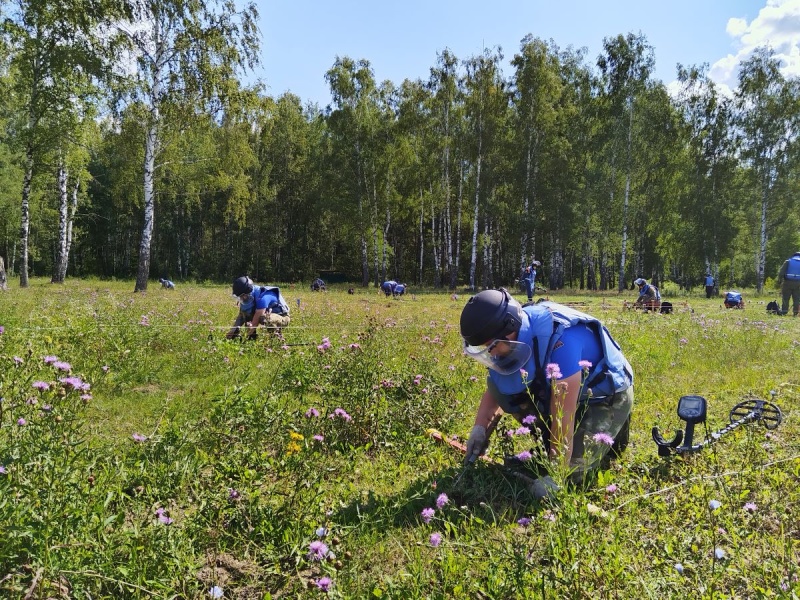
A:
253;0;800;107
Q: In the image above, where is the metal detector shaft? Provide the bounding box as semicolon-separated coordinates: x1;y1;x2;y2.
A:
675;404;759;454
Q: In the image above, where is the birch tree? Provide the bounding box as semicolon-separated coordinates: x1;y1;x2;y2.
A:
112;0;259;292
672;64;736;280
463;48;506;290
1;0;122;286
735;47;797;292
428;49;463;288
596;33;654;291
325;57;382;287
510;37;563;275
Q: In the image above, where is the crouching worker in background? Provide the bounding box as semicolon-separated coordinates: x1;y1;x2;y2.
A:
723;290;745;309
381;280;397;297
226;276;290;339
634;278;661;312
460;289;634;498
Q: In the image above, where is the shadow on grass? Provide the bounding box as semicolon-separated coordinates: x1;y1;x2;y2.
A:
331;461;552;532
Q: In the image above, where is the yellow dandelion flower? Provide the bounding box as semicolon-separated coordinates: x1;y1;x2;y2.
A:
289;431;304;441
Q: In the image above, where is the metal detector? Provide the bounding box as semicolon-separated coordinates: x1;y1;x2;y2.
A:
652;393;782;457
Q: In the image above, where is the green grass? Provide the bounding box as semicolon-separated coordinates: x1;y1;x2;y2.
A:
0;279;798;598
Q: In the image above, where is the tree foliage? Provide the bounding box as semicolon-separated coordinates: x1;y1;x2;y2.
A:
0;24;798;291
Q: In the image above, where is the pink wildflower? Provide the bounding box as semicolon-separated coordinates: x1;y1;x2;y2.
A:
545;363;562;380
593;432;614;446
308;540;329;561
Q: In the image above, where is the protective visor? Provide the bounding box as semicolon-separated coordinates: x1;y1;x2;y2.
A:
463;338;532;375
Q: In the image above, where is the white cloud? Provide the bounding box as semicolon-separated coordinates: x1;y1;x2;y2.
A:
722;0;800;85
726;18;748;37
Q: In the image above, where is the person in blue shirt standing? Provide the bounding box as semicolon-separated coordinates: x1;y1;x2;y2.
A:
381;280;397;297
459;288;634;496
226;276;291;339
520;260;540;302
778;251;800;316
703;273;715;299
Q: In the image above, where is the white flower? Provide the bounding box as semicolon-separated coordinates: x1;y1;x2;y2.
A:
674;563;684;574
708;499;721;510
316;527;328;538
714;547;726;560
209;585;224;598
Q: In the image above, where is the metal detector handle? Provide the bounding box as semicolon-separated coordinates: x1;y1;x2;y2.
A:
652;426;683;457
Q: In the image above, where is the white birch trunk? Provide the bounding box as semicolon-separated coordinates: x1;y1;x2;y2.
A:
52;160;69;283
432;199;441;288
520;131;533;273
63;178;79;281
618;100;634;292
443;132;453;288
758;185;768;293
19;145;34;288
453;160;464;289
382;205;390;281
469;153;482;290
0;256;7;290
482;219;490;289
418;192;424;285
371;174;379;288
134;21;164;293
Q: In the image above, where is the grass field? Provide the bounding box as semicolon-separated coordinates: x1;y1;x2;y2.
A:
0;278;798;599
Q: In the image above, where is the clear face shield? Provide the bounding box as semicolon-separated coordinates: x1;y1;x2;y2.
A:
463;338;532;375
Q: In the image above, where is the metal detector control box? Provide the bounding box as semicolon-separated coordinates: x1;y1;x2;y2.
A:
676;395;707;424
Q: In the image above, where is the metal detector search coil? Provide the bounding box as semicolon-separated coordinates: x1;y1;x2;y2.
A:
652;394;782;457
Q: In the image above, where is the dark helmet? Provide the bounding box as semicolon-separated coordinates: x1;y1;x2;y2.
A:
460;288;523;347
634;278;646;287
232;276;254;296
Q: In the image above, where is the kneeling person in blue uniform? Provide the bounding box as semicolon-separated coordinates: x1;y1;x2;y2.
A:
460;289;634;495
723;290;745;309
227;276;291;339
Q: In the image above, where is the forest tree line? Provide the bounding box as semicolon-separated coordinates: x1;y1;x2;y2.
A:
0;0;798;292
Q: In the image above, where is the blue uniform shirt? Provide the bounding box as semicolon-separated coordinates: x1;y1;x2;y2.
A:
240;286;289;315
